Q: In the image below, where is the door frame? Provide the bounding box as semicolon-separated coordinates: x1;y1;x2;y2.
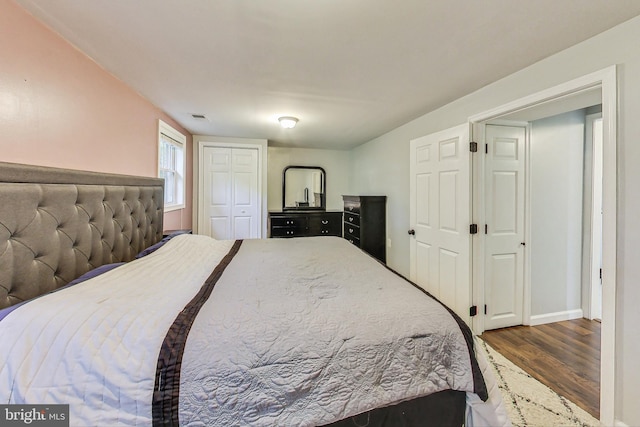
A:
192;136;268;238
469;65;617;425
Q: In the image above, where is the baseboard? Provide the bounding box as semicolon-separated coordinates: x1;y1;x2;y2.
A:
614;420;629;427
529;309;583;326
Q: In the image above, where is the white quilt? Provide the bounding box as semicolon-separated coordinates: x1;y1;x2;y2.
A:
0;234;507;426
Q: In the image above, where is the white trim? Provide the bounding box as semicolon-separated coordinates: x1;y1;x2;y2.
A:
614;420;629;427
468;68;607;123
192;135;268;238
158;120;187;212
529;309;584;326
523;122;532;327
469;65;617;426
599;65;617;427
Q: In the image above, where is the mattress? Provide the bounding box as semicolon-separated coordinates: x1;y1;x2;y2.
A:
0;234;508;426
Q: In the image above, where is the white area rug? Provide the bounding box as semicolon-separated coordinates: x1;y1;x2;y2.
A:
477;338;600;427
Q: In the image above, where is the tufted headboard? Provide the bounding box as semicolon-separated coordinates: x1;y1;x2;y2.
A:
0;161;164;309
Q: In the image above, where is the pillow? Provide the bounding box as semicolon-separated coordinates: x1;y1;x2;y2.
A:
135;230;190;259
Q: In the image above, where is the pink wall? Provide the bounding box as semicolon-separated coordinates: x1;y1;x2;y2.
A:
0;0;191;231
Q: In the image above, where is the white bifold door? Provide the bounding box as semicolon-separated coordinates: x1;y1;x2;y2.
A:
409;124;472;324
201;146;259;240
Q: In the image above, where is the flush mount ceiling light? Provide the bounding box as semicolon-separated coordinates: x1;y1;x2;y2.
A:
278;116;298;129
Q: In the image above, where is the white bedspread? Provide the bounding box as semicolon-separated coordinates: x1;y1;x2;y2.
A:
0;234;505;426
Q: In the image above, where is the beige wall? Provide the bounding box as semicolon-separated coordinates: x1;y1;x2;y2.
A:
0;0;192;231
351;15;640;425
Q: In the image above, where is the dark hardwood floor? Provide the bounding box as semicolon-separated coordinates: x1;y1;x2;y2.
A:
481;318;600;419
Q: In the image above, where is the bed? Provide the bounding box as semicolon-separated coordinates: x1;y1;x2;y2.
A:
0;162;509;427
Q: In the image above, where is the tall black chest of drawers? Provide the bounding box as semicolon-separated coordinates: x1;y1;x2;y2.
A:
342;195;386;263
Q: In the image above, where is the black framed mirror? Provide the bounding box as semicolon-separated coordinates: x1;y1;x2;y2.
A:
282;166;326;210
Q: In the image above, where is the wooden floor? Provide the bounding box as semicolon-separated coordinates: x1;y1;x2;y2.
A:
481;318;600;419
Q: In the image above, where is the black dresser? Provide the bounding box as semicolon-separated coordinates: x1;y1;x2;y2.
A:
269;211;343;238
343;195;387;263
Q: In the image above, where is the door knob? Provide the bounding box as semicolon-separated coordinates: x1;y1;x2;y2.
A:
408;229;416;235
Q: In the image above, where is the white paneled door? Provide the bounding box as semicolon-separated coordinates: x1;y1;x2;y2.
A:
202;146;259;240
410;124;471;324
484;124;526;330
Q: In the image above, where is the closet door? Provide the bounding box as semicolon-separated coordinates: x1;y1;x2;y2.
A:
202;147;259;239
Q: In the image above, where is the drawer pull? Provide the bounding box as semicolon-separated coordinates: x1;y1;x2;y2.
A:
321;220;329;225
349;228;354;233
349;217;353;222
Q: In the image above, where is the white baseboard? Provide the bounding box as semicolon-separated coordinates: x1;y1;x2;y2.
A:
529;309;583;326
615;420;629;427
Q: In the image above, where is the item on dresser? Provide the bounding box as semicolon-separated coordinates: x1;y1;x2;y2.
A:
269;211;342;238
282;166;326;210
343;195;387;263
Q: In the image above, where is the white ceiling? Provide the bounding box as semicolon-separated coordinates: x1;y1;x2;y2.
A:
15;0;640;150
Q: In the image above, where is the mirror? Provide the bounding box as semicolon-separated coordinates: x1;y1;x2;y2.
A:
282;166;326;210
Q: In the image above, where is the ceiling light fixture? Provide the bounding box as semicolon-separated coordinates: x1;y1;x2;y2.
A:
278;116;298;129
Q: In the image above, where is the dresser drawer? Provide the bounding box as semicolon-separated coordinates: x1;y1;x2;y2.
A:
344;223;360;240
343;199;361;215
271;217;305;227
271;227;304;238
344;234;360;247
309;213;342;236
343;212;360;226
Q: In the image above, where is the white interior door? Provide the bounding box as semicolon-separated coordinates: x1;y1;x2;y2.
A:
202;146;259;240
231;149;258;239
410;124;471;323
484;124;526;330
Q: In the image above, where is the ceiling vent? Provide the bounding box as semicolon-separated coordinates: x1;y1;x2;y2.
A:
191;114;207;120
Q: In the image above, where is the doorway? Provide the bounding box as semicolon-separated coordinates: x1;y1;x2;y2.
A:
483;109;598;330
469;66;617;425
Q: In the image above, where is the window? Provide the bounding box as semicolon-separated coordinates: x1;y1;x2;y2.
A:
158;120;186;211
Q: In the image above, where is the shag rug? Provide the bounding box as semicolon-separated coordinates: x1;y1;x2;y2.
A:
477;338;600;427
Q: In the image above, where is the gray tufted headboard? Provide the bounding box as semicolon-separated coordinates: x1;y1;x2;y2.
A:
0;161;164;309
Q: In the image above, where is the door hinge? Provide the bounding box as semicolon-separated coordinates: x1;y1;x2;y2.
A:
485;143;488;154
470;141;478;152
470;305;478;317
470;224;478;234
484;304;488;315
485;224;488;234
